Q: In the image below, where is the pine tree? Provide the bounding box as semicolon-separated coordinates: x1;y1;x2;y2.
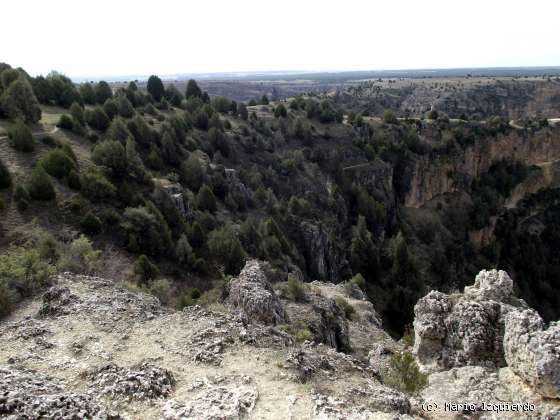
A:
133;254;159;285
176;234;195;266
147;75;165;102
196;184;217;213
350;216;379;281
185;79;202;99
95;81;113;104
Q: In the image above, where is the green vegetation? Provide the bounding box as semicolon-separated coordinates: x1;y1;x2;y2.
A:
383;351;428;394
41;148;76;179
1;60;559;333
0;158;11;189
8;120;34;152
80;211;102;234
286;275;306;302
28;165;56;201
0;70;41;123
0;247;54;318
133;254;159;285
147;75;164;102
335;296;355;319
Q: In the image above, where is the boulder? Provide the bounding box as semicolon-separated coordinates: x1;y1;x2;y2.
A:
504;309;560;398
227;260;287;325
464;269;514;302
413;270;519;370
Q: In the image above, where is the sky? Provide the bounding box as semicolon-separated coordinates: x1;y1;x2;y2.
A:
2;0;559;79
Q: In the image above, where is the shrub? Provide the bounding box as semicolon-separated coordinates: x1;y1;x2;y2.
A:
148;278;172;305
9;120;34;152
103;98;118;119
41;148;76;179
335;297;356;319
95;81;113;104
80;211;102;234
382;110;398;124
277;321;313;344
0;158;12;189
80;167;116;200
190;288;201;300
175;234;195;267
196;184;217;213
180;155;205;192
59;235;101;275
384;351;428;394
14;184;30;211
28;164;56;201
37;232;60;263
85;106;110;131
207;225;246;275
70;102;84;124
350;273;366;290
193;108;209;130
57;114;74;130
133;254;159;285
121;205;172;256
402;324;415;347
176;292;195;309
67;169;81;190
91;140;127;179
0;247;55;318
274;104;287;118
287;275;306;302
116;95;135;118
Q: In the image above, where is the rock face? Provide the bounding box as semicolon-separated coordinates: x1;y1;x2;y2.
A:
405;126;560;207
504;309;560;398
298;221;350;283
227;260;287;325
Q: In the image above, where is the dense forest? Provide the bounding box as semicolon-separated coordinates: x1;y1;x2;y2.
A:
1;62;559;335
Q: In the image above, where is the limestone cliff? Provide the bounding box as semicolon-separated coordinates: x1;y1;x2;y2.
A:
405;125;560;208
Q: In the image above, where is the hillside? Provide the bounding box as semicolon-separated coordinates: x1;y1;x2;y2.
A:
1;61;560;417
2;63;560;333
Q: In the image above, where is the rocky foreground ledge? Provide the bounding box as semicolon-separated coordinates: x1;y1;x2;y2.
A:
0;263;558;419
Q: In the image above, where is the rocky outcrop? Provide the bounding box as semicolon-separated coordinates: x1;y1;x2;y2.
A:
284;291;351;352
162;376;258;420
504;309;560;398
414;268;560;402
0;366;115;419
227;260;287;325
413;270;528;371
85;362;176;401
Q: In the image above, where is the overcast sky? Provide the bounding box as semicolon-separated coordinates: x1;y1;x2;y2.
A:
2;0;559;79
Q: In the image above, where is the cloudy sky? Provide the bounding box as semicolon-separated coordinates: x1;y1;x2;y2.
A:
2;0;559;78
